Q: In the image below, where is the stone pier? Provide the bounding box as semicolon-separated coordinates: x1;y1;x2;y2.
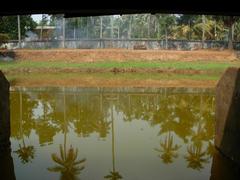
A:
0;71;10;152
210;150;240;180
215;67;240;164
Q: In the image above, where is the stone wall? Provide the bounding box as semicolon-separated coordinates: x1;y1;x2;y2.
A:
6;39;240;50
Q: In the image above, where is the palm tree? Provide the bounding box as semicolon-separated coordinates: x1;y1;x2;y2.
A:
154;132;181;164
48;145;86;180
185;143;209;170
214;16;240;49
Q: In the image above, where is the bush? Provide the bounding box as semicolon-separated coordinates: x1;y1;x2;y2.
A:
0;33;10;47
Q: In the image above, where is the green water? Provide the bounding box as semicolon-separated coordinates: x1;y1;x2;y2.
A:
10;87;215;180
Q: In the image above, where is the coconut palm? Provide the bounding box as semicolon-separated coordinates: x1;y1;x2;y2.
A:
48;145;86;180
185;143;209;170
154;132;181;164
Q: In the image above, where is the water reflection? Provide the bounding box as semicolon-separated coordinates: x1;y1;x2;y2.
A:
48;145;86;180
185;143;209;170
154;132;181;164
13;92;35;164
10;87;216;179
104;98;122;180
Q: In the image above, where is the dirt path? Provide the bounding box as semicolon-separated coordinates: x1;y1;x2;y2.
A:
9;77;217;88
1;49;238;62
3;67;222;75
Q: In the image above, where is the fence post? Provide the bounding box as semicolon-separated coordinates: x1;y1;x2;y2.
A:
62;17;65;48
17;15;21;48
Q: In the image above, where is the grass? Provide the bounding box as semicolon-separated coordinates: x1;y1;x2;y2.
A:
1;60;239;71
6;72;220;83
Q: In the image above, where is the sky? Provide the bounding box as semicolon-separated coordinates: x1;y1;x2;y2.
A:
31;14;50;23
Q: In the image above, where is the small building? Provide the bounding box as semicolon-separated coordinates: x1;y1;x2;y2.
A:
34;25;56;40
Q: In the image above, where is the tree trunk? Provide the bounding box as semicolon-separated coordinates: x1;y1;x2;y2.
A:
100;16;103;39
17;15;21;48
86;17;89;39
214;20;217;40
188;20;191;40
111;16;114;38
228;23;234;49
148;15;150;38
232;23;234;41
40;14;44;41
62;17;65;48
202;15;205;49
128;16;132;39
111;105;115;172
73;27;76;40
165;26;168;49
118;26;120;39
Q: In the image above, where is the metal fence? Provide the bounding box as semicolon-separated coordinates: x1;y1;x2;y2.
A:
5;39;240;50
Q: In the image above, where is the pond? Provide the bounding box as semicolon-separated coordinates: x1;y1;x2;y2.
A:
9;87;216;180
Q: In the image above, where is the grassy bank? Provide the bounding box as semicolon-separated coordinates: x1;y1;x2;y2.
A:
1;60;239;72
1;59;239;88
6;72;218;88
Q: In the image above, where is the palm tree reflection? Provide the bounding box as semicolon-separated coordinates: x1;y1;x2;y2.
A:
155;132;181;164
14;144;35;164
48;89;86;179
104;97;122;180
14;92;35;164
48;145;86;180
93;119;111;138
207;141;215;158
185;143;209;170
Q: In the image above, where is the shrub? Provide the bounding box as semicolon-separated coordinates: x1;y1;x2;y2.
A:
0;33;10;47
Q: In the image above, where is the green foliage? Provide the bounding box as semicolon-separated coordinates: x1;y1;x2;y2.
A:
0;15;37;39
0;33;10;46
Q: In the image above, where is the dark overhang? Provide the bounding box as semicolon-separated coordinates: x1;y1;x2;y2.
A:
0;2;239;17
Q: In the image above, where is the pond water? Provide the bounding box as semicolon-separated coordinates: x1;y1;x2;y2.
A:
9;87;215;180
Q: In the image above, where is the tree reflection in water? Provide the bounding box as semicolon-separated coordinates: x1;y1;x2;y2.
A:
48;89;86;179
48;145;86;180
14;92;35;164
154;132;181;164
105;96;122;180
10;88;215;176
185;143;209;170
14;144;35;164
